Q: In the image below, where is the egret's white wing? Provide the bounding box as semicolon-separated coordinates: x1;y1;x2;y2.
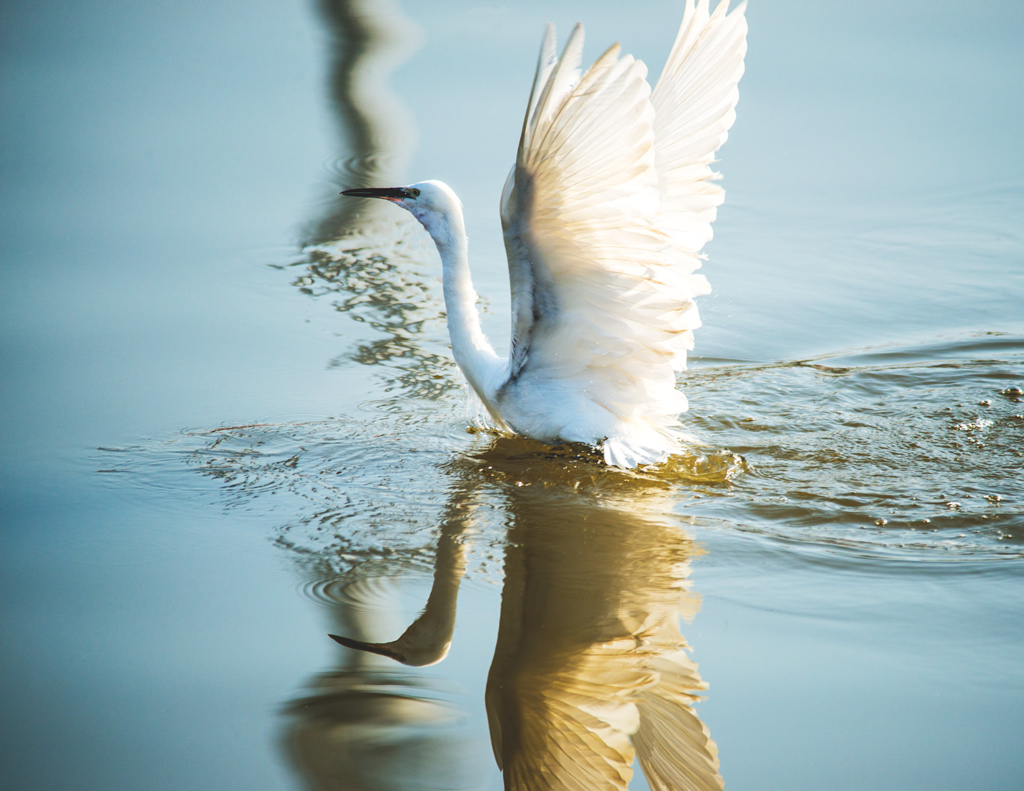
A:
652;0;748;254
498;4;746;464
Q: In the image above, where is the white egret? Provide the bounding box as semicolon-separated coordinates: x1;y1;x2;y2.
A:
343;0;748;468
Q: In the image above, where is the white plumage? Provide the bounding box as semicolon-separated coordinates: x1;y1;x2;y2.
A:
343;0;748;468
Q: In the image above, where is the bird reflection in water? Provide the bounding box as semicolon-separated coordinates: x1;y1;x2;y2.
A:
282;490;478;791
478;447;721;790
284;440;725;790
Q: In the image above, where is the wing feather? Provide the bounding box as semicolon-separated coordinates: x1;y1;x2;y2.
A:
499;3;746;463
652;0;748;252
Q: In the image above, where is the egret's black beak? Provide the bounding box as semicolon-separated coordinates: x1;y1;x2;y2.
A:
341;187;415;201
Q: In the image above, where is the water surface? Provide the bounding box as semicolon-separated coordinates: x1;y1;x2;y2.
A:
2;1;1023;789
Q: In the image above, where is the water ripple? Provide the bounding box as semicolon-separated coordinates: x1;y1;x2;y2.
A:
685;331;1024;557
98;332;1024;567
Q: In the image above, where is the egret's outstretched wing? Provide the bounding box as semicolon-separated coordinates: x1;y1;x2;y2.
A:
499;2;746;463
501;24;668;404
652;0;748;254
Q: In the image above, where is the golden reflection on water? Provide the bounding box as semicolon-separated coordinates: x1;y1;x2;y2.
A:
283;443;727;790
474;447;723;790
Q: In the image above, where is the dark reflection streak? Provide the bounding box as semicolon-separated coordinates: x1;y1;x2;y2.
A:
306;0;419;245
294;0;456;400
276;2;484;786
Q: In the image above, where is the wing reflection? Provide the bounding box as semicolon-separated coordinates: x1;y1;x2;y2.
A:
478;444;721;790
485;444;723;790
320;441;724;790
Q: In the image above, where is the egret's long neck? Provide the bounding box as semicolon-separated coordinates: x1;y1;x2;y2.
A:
423;207;502;403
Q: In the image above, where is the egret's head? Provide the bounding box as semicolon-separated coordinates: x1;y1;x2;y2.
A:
341;180;463;243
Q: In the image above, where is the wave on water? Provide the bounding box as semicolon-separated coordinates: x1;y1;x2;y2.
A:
683;331;1024;558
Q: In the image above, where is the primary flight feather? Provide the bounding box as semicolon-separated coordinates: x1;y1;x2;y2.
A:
343;0;748;468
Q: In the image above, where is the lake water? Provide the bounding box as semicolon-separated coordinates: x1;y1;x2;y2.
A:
2;1;1023;789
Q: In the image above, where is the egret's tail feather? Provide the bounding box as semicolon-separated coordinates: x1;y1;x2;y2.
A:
602;435;673;469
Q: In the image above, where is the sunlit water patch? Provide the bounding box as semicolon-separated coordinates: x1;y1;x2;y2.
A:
684;332;1024;556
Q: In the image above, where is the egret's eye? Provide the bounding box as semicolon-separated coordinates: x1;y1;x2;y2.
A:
408;188;421;198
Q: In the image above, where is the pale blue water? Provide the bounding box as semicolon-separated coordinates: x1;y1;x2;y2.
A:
2;1;1023;789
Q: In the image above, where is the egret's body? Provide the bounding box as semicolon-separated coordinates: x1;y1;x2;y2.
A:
344;0;748;468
